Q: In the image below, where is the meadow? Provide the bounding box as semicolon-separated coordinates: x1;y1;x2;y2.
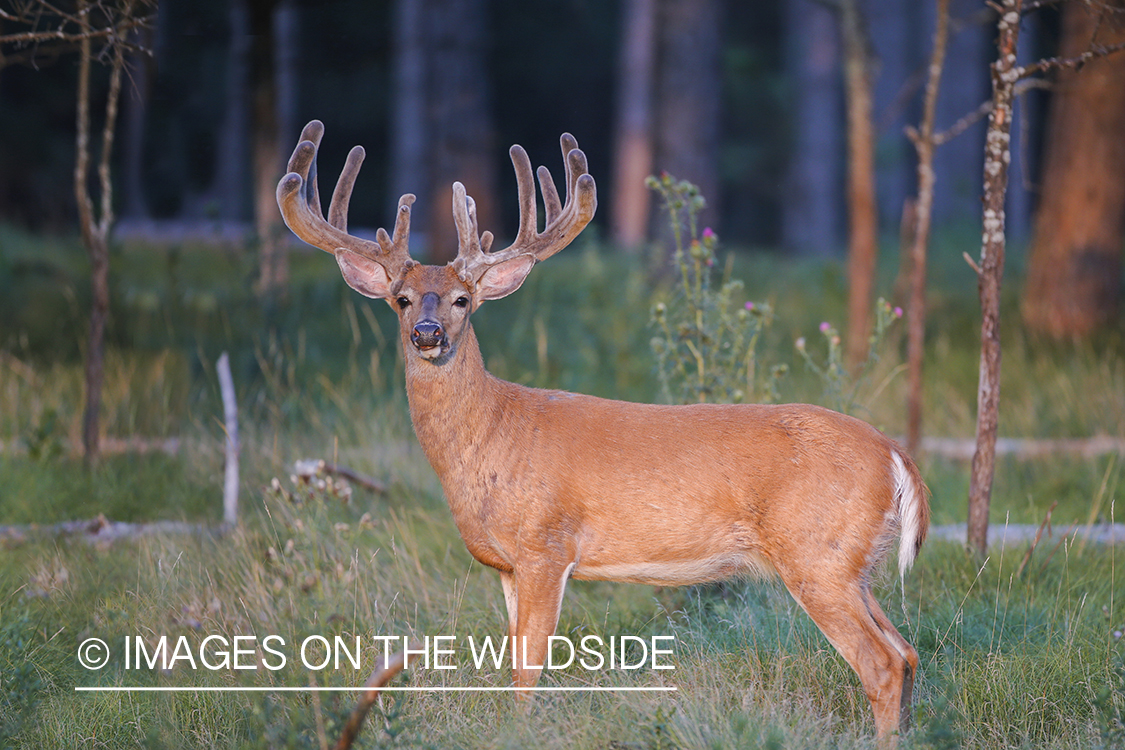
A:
2;222;1124;748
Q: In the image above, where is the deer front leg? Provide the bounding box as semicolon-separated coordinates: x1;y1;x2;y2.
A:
505;561;575;692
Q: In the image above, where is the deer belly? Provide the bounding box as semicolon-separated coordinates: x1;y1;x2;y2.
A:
573;548;774;586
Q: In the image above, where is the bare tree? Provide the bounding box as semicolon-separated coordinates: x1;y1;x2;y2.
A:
966;0;1125;555
1;0;156;466
903;0;951;456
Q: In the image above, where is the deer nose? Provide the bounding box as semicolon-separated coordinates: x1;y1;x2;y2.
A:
411;321;444;348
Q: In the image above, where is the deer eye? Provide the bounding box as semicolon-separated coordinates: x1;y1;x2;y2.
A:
453;296;470;309
395;296;411;310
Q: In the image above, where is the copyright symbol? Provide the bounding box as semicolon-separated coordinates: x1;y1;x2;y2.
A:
78;638;110;670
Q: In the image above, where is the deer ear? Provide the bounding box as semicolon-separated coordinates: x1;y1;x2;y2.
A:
475;254;537;302
335;250;393;299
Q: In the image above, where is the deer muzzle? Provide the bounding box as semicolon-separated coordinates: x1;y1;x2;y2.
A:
411;320;447;359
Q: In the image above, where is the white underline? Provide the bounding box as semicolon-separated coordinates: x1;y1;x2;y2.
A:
75;685;677;693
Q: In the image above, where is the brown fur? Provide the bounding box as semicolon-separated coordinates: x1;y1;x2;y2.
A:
277;121;931;742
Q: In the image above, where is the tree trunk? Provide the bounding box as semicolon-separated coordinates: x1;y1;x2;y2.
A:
839;0;879;372
611;0;657;251
250;0;287;300
75;0;129;467
968;0;1022;557
905;0;951;457
1022;0;1125;338
652;0;722;237
426;0;496;263
390;0;430;240
215;0;250;222
783;0;841;256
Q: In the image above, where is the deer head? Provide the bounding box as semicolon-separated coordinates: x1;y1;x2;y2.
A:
276;121;596;363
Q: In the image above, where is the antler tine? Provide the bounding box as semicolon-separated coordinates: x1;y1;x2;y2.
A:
524;134;596;263
452;133;597;282
560;132;579;193
538;164;562;227
328;145;364;232
277;120;414;276
452;181;481;256
450;182;500;286
372;193;417;278
510;145;539;247
289;120;324;219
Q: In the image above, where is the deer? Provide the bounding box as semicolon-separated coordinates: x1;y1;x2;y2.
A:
277;120;930;742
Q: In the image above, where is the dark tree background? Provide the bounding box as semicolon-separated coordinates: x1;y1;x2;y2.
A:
0;0;940;248
1;0;1120;337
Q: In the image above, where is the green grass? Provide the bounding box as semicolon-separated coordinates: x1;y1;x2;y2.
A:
2;226;1125;747
2;495;1122;748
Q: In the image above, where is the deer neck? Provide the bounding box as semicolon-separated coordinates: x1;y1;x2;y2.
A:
402;322;508;482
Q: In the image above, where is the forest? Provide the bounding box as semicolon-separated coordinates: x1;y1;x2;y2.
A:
2;0;1125;748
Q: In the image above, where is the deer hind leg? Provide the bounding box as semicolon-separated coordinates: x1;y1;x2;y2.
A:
776;570;911;742
863;586;919;733
499;570;518;645
506;562;574;692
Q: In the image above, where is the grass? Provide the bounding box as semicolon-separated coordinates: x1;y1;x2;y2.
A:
2;225;1125;747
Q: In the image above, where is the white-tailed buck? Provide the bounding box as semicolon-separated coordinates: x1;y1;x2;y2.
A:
277;121;930;741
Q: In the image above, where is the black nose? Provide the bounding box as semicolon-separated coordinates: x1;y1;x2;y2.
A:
411;321;444;348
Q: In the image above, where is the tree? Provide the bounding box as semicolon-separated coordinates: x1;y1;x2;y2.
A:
782;0;842;257
607;0;722;254
1;0;156;466
610;0;657;251
652;0;723;236
966;0;1125;556
836;0;880;372
386;0;497;263
249;0;297;300
1022;0;1125;338
903;0;951;456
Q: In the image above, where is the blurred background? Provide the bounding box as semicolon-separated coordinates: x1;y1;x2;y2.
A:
0;0;1052;254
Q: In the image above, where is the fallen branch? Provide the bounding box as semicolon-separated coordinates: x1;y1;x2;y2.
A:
1015;499;1057;578
0;514;213;548
921;435;1125;460
294;459;387;495
334;646;416;750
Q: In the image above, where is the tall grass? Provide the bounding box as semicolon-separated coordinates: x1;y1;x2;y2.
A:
3;489;1122;747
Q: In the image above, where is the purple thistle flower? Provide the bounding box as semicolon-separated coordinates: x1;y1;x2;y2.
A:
819;321;831;334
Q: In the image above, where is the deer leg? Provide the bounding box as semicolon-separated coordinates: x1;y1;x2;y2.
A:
499;570;518;645
777;571;910;743
508;561;573;692
863;587;918;733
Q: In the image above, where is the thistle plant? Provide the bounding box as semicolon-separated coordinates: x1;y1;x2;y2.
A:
795;298;903;416
647;173;785;405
